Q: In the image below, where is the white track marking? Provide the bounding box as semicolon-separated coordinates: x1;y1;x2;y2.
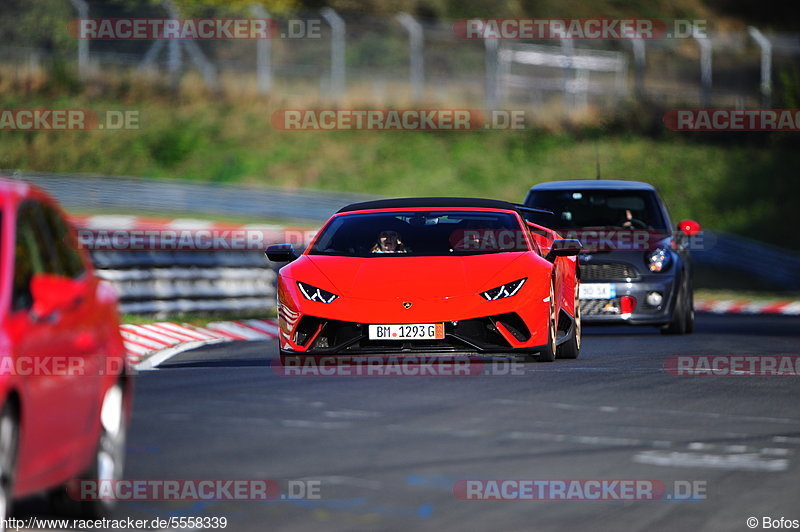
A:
633;450;789;471
134;338;228;370
307;476;382;489
323;409;382;419
280;419;352;429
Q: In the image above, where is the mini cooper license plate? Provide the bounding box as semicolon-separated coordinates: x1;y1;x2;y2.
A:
368;324;445;340
580;283;616;300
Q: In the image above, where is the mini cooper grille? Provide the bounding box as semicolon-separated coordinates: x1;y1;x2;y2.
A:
580;263;638;281
580;298;617;316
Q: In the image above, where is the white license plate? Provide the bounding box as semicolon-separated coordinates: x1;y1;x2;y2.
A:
368;324;445;340
579;283;616;300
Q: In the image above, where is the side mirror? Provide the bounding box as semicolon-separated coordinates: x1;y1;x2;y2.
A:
545;239;582;262
678;219;701;237
30;273;83;320
266;243;297;262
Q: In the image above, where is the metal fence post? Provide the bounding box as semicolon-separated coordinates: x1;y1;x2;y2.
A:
164;1;183;88
748;26;772;108
694;34;712;107
321;8;346;103
560;38;576;111
631;38;646;97
484;40;498;111
497;42;511;107
68;0;89;79
251;4;272;94
395;13;424;102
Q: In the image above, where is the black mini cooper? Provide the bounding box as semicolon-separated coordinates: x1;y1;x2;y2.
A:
524;180;701;334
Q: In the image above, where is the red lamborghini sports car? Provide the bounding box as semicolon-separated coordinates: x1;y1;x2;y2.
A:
267;198;582;361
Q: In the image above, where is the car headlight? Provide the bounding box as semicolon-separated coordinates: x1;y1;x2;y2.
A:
645;248;672;272
297;281;338;303
480;278;527;301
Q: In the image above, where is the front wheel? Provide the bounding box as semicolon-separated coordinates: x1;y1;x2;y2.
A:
49;383;127;519
661;281;691;335
685;288;695;334
557;282;581;359
537;284;557;362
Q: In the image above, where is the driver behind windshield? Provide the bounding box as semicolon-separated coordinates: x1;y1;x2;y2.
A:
371;230;409;254
620;208;648;229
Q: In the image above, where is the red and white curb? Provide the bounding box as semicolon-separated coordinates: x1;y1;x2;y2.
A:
695;300;800;316
121;319;279;370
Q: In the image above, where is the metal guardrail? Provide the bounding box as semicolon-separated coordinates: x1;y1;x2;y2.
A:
692;232;800;291
90;248;278;316
7;170;377;223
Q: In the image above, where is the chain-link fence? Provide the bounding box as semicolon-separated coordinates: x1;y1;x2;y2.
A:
2;1;799;112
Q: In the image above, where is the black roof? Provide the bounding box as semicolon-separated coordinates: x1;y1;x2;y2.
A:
337;197;519;213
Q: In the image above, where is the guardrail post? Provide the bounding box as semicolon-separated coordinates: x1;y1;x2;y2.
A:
321;8;346;103
251;4;273;94
395;13;424;102
748;26;772;108
68;0;89;80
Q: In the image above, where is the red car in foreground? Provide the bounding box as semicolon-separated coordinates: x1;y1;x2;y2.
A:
267;198;581;361
0;178;132;523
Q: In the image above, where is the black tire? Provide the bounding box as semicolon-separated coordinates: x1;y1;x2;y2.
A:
0;404;19;531
557;282;581;359
661;282;688;335
538;284;558;362
685;286;695;334
49;383;127;519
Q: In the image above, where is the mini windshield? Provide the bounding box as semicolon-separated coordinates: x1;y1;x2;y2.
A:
309;210;529;257
525;189;669;234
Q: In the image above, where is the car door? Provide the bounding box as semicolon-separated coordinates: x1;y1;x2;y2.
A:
8;201;92;492
37;202;106;453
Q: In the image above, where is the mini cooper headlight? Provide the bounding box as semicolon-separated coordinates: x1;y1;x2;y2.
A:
297;281;338;303
645;248;672;273
480;278;527;301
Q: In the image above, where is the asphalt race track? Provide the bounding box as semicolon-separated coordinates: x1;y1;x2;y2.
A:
15;314;800;531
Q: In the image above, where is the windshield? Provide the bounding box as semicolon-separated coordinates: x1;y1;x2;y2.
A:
309;210;529;257
525;189;669;234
